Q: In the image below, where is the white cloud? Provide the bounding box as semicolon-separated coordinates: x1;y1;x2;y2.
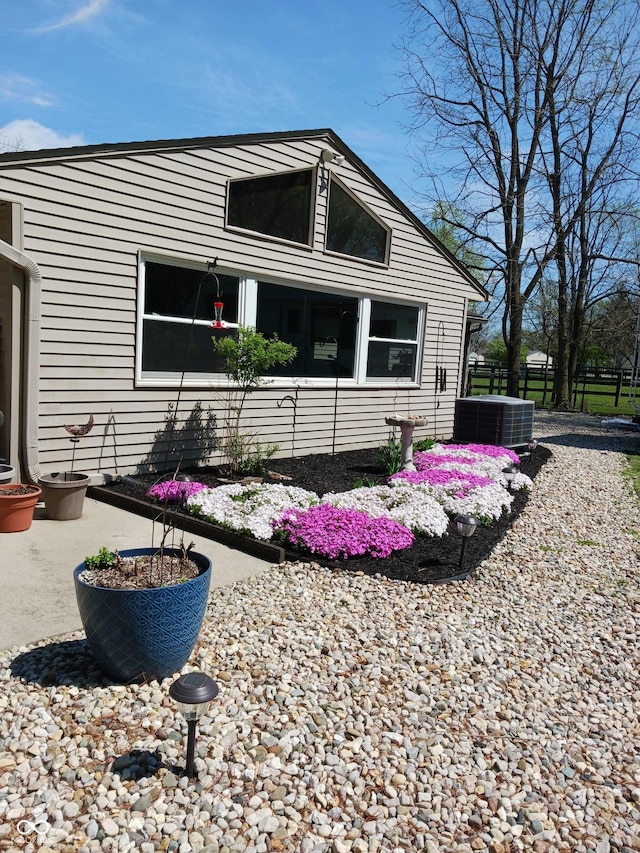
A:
0;120;85;153
0;73;55;107
35;0;110;33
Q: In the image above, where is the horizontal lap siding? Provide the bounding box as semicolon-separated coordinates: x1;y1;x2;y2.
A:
0;136;477;478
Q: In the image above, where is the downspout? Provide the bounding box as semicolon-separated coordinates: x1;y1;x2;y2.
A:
0;237;41;483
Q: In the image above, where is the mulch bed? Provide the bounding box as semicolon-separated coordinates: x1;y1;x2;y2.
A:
92;443;551;585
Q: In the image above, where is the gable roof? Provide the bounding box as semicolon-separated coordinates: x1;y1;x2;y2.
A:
0;127;489;299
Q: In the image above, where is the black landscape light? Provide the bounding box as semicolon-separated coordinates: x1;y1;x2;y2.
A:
169;672;219;778
455;514;479;573
502;465;518;490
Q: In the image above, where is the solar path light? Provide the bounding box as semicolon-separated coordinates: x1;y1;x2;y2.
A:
455;514;479;573
502;465;518;490
169;672;219;778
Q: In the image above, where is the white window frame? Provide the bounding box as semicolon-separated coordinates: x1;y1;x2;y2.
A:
136;254;425;389
360;298;426;384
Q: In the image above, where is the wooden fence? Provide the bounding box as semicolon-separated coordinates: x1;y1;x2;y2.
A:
467;364;639;414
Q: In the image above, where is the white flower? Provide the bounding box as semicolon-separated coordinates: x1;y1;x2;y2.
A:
510;471;533;491
443;483;514;523
322;484;449;537
187;483;318;540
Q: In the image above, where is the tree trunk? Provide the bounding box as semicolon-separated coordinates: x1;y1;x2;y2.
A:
506;292;523;397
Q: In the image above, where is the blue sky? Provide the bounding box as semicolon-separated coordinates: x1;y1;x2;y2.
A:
1;0;425;208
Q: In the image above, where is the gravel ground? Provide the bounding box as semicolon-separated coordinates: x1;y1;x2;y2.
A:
1;412;639;853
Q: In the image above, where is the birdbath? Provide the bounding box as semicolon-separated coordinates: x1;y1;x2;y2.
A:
385;414;428;471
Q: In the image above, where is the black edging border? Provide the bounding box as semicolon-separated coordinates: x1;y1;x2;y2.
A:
88;486;286;564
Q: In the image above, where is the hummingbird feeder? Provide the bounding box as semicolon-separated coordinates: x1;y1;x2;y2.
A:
206;260;226;329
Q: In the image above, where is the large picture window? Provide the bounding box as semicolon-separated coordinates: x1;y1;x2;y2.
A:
227;169;314;245
139;259;423;385
326;180;389;264
256;282;357;378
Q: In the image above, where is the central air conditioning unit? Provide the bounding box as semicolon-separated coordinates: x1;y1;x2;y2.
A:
453;395;535;448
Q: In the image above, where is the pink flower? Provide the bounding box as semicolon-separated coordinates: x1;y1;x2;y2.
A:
389;468;494;494
445;443;520;463
146;480;207;502
414;452;475;469
273;503;414;559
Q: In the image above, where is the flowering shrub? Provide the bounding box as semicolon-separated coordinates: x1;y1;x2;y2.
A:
322;484;449;537
389;468;512;522
439;482;513;523
447;443;520;463
411;444;533;492
146;480;207;502
186;483;318;540
390;467;495;492
177;439;534;557
273;503;414;559
389;441;533;521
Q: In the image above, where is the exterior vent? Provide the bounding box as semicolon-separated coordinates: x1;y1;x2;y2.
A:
453;395;535;448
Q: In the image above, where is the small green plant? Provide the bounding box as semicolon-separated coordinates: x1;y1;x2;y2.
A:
577;539;601;547
84;547;116;570
378;431;403;475
238;441;279;476
415;437;436;452
353;475;378;489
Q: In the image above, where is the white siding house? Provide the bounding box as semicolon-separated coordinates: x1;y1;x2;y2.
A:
0;129;487;482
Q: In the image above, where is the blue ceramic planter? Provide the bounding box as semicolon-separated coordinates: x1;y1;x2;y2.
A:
74;547;212;683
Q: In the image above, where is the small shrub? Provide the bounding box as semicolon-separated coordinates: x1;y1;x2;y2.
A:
212;326;297;474
239;442;279;476
415;437;436;452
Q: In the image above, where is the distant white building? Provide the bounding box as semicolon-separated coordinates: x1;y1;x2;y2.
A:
527;351;553;367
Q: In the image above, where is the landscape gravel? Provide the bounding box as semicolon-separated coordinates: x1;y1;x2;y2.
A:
1;412;639;853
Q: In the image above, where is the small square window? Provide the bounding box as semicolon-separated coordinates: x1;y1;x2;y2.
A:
366;301;420;381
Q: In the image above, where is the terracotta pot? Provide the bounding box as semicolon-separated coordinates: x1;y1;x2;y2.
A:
0;484;42;533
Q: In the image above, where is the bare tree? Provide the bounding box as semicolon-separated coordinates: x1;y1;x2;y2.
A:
398;0;640;400
537;1;640;404
0;133;26;154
